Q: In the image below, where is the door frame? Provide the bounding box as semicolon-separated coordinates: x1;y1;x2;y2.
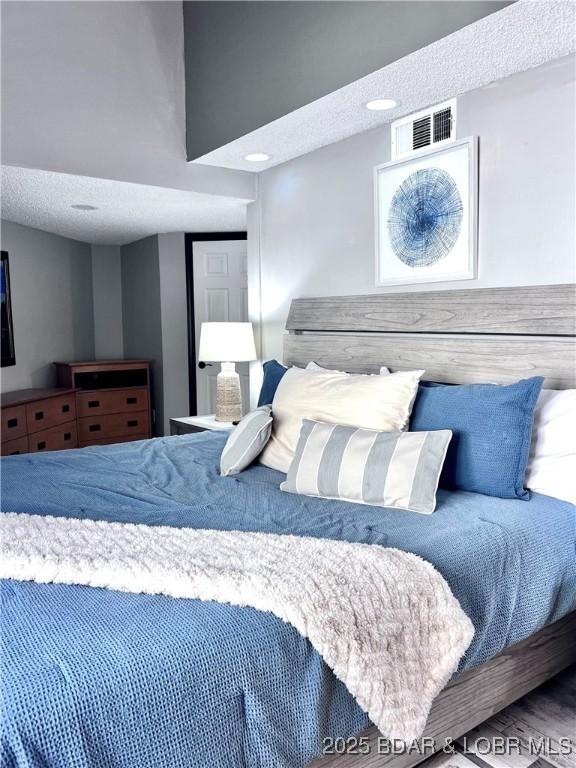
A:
185;232;248;415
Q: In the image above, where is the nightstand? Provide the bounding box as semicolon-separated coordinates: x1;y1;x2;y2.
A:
169;414;235;436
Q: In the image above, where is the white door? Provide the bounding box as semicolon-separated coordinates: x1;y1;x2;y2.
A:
192;239;249;416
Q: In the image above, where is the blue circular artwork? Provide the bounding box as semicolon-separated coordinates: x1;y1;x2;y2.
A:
387;167;463;267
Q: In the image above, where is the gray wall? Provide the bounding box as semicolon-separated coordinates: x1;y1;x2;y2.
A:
121;236;164;436
0;220;95;390
183;1;509;159
1;0;254;201
91;245;124;359
248;56;576;363
158;233;189;436
120;233;190;436
1;221;189;437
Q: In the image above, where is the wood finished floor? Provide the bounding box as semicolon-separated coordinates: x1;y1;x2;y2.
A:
425;666;576;768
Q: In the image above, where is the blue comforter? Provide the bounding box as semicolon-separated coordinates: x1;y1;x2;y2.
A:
1;432;575;768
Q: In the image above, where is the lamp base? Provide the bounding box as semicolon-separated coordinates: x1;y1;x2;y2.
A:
215;362;242;422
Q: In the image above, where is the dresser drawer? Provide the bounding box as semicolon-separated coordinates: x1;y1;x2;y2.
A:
79;433;148;448
1;405;27;440
77;388;149;418
1;435;29;456
26;394;77;434
29;421;78;453
78;411;149;442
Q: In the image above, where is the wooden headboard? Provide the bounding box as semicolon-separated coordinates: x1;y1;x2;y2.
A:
283;284;576;388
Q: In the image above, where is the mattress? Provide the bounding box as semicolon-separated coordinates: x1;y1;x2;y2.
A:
1;432;575;768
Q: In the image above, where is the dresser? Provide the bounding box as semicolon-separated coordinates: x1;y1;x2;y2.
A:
55;360;152;447
1;388;78;455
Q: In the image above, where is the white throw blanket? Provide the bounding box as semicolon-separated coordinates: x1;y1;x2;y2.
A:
0;512;474;742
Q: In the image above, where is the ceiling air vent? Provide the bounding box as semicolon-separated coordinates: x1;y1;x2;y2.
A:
391;99;456;159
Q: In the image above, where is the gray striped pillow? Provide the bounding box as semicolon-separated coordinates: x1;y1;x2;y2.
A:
281;419;452;514
220;406;273;476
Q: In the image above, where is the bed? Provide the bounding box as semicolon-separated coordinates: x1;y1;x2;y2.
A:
1;283;575;768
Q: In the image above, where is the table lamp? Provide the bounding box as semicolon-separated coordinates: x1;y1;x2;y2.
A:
198;322;257;422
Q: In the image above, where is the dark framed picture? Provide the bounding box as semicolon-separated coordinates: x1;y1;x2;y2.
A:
1;250;16;367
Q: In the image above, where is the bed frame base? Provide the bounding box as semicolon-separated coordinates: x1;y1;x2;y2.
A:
290;285;576;767
308;612;576;768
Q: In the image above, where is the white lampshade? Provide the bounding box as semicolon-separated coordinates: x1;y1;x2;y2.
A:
199;322;257;363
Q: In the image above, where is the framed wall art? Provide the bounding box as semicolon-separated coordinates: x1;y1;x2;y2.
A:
1;250;16;367
375;136;478;286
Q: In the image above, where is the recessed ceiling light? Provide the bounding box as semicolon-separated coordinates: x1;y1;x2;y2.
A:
71;204;99;211
244;153;271;162
365;98;398;111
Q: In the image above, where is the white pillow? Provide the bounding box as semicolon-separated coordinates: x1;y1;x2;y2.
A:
525;389;576;504
281;419;452;515
220;406;272;476
259;366;424;473
306;361;390;375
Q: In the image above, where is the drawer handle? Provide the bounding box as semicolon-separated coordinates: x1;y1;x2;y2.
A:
7;418;18;429
127;420;138;428
126;397;137;405
88;400;100;408
89;424;101;432
35;411;44;421
37;441;46;450
62;404;70;413
64;432;72;441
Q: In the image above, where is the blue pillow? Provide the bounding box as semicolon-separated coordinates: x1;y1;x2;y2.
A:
257;360;288;406
409;377;544;499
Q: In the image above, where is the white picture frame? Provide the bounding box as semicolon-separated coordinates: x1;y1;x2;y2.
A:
374;136;478;287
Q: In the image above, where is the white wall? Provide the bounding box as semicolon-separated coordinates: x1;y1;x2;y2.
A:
91;245;124;360
0;220;95;390
248;56;576;361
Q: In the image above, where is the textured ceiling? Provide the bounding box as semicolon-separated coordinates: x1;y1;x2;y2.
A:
193;0;575;172
0;167;247;246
